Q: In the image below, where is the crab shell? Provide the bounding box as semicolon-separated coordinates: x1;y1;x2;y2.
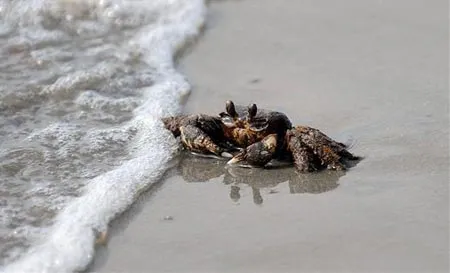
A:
218;100;293;148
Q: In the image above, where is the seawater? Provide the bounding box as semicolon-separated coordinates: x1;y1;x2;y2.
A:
0;0;206;272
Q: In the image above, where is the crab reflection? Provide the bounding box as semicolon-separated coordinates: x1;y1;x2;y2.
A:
176;153;346;205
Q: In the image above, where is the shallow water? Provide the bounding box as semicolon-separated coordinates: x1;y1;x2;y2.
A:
0;0;205;272
95;0;448;271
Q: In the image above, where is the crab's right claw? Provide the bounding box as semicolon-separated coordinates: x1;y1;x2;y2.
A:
227;134;277;168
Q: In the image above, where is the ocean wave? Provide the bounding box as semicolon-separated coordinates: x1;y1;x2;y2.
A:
1;0;206;272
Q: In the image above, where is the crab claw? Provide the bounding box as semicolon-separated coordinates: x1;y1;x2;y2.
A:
180;125;225;157
227;134;277;167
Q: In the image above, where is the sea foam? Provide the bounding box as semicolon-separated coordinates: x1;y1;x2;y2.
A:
1;0;206;272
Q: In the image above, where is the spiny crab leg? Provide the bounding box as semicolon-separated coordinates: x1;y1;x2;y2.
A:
287;126;359;171
285;128;320;172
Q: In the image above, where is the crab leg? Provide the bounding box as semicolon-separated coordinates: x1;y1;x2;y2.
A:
300;126;357;160
285;129;320;172
289;126;349;171
179;125;231;157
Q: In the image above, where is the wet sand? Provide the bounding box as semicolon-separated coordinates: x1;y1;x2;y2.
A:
90;0;448;272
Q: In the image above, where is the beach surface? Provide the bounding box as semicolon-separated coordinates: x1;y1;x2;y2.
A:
90;0;448;272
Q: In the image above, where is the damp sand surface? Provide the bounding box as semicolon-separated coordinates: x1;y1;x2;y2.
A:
90;0;449;272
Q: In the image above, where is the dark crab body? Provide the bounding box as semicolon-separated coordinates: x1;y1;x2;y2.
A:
162;100;361;172
218;100;292;149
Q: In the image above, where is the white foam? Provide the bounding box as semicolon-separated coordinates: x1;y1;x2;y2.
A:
75;90;140;112
40;62;120;98
2;0;206;272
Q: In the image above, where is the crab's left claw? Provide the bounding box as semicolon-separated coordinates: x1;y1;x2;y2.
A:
227;134;277;167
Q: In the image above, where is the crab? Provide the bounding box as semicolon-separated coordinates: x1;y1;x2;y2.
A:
162;100;361;172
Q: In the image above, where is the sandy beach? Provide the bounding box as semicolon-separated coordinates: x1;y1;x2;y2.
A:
89;0;448;272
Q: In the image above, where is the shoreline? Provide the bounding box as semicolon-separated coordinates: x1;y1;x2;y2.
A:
90;0;449;272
